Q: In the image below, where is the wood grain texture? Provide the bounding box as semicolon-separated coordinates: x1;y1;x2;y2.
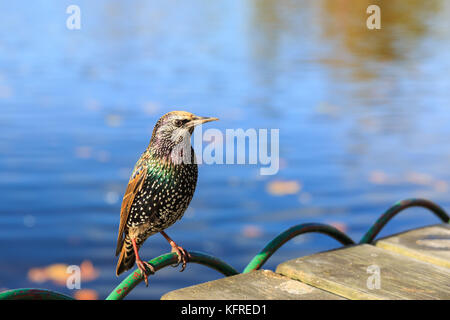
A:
276;244;450;300
376;224;450;268
161;270;345;300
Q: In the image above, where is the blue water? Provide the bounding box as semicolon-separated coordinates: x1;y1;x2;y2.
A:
1;0;450;299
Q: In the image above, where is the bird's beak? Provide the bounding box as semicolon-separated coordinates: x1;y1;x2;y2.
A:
187;116;219;127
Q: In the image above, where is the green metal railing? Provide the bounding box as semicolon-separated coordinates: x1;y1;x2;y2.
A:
243;223;355;273
1;198;448;300
359;198;449;244
0;288;75;300
106;251;239;300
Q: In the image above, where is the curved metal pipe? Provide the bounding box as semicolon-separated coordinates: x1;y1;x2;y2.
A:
0;288;74;300
243;223;355;273
360;198;450;244
106;251;239;300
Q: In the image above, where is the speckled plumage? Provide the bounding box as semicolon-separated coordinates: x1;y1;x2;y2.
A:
115;111;217;279
127;150;198;242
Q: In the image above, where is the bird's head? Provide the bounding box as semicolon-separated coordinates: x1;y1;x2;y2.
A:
149;111;218;159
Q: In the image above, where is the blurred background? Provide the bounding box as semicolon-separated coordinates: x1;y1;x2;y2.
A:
1;0;450;299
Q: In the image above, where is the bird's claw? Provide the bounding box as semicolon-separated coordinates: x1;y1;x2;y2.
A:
170;245;191;272
136;259;155;287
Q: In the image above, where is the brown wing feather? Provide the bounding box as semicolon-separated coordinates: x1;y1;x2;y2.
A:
115;163;148;256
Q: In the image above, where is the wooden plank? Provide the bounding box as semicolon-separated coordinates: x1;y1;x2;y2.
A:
276;244;450;300
376;224;450;268
161;270;345;300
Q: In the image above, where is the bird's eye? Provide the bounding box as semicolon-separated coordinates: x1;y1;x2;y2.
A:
174;119;184;127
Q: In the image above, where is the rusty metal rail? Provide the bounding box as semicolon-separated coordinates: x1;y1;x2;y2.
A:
1;198;448;300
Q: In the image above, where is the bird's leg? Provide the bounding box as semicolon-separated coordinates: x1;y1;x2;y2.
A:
160;231;191;272
131;238;155;286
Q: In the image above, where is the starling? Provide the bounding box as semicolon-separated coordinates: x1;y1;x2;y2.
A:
115;111;218;285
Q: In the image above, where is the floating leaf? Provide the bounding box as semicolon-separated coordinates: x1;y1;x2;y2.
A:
405;172;433;186
242;225;263;238
267;180;301;196
80;260;99;282
368;170;389;184
74;289;98;300
27;260;99;286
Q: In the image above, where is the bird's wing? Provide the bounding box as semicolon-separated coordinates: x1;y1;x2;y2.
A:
115;158;149;256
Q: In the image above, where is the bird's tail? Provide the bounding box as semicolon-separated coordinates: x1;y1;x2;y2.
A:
116;236;137;276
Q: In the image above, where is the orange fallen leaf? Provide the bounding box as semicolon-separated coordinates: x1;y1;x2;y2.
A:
80;260;99;282
27;268;48;283
242;225;263;238
74;289;98;300
434;180;448;193
45;264;70;286
267;180;301;196
405;172;433;186
27;260;99;286
368;171;389;184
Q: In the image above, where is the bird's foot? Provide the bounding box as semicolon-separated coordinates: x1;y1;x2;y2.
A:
136;259;155;287
170;243;191;272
